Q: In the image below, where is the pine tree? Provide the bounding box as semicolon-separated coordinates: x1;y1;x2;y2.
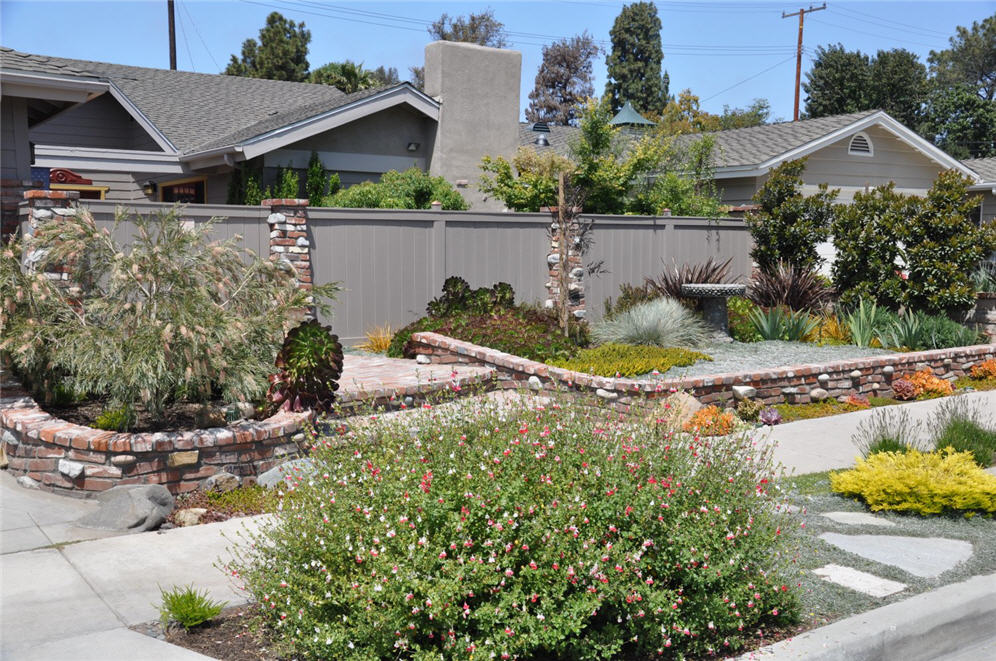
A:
604;2;669;115
225;12;310;82
526;33;600;126
802;44;872;118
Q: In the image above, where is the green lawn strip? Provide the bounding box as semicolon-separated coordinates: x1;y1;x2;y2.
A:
774;471;996;627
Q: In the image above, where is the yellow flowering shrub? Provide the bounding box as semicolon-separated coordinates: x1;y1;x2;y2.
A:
970;358;996;380
830;448;996;515
683;405;737;437
907;368;954;397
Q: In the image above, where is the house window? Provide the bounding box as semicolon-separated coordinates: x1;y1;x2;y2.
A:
848;132;873;156
159;177;207;204
50;184;109;200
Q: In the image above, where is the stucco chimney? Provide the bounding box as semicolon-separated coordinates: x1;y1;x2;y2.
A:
424;41;521;210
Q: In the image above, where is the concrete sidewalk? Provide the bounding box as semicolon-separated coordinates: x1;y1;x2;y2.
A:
2;390;994;660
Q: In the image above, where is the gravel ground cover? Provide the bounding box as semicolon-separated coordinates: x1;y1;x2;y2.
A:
659;340;891;379
776;471;996;625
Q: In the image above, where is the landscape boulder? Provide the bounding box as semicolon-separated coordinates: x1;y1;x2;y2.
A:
258;458;316;489
77;485;174;532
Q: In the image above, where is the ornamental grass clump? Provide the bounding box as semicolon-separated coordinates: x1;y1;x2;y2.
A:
229;395;800;660
0;206;339;426
593;297;710;348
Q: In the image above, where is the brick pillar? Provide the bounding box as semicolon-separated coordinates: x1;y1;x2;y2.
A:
2;178;37;241
264;198;314;314
544;219;586;319
23;190;80;292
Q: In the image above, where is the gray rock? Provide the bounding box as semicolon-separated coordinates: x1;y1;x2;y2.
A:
821;511;895;528
17;475;40;489
812;564;907;598
258;458;316;489
110;454;137;466
572;309;586;319
883;365;894;376
2;429;19;445
173;508;208;527
527;375;542;391
595;388;618;401
810;388;830;401
732;385;756;400
202;471;240;493
819;533;973;578
295;236;309;247
850;370;863;379
415;354;431;365
546;253;560;266
403;396;414;407
32;208;53;221
267;212;286;224
817;373;830;386
58;459;85;479
77;485;175;532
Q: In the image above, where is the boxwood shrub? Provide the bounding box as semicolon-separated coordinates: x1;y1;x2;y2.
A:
230;395;800;660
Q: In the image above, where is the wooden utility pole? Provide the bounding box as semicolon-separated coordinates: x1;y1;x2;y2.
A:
167;0;177;70
782;3;825;121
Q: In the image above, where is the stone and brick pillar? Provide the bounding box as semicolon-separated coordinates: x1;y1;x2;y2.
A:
23;190;81;293
545;219;586;319
264;198;313;289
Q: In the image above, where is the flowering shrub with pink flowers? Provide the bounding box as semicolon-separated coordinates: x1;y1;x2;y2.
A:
229;395;800;660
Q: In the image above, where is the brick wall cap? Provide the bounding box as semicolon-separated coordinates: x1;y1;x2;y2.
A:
24;190;79;200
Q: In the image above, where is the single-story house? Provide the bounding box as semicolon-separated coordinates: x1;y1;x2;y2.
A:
0;40;522;230
963;157;996;225
521;109;984;208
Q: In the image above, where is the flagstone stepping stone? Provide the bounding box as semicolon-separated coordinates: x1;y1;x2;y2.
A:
821;511;896;527
813;564;907;597
819;533;973;578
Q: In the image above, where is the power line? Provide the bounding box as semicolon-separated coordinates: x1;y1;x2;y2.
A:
702;53;798;102
175;1;196;71
808;17;944;49
833;5;950;39
179;0;222;72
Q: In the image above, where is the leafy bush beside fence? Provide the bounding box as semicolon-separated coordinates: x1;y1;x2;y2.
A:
230;395;800;660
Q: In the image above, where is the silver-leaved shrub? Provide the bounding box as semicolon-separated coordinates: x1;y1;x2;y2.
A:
0;205;338;423
229;393;800;660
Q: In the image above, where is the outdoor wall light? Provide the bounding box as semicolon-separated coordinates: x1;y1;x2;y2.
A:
534;135;550;147
142;180;158;196
407;142;420;152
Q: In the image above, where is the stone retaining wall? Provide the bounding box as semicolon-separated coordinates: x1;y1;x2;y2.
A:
1;374;311;497
410;332;996;410
968;294;996;340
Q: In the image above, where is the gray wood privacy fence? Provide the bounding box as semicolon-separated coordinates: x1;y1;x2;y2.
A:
57;202;752;345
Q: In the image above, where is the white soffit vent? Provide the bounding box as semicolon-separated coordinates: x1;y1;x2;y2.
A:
848;132;873;156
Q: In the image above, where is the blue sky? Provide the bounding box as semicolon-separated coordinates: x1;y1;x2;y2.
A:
2;1;993;122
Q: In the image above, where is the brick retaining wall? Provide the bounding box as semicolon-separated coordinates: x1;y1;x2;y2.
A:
410;332;996;410
1;374;311;497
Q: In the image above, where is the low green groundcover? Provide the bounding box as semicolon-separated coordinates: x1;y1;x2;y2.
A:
551;343;711;378
229;394;799;660
388;306;586;364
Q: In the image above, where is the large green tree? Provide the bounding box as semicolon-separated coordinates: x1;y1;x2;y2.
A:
802;44;872;117
410;9;508;89
525;32;600;126
719;99;771;130
309;61;374;93
225;12;310;82
804;45;927;128
928;13;996;101
604;1;669;115
919;84;996;158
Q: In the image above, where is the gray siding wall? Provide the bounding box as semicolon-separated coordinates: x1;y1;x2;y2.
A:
1;96;30;180
716;176;762;206
29;95;161;151
803;125;942;197
53;202;752;346
978;190;996;225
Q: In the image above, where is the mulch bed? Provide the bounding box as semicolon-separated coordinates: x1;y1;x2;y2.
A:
43;398;259;433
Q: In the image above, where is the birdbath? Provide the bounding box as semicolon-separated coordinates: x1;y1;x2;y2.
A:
681;283;747;338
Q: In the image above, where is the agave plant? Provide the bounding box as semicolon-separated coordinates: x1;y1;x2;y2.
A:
748;262;833;312
267;319;344;413
749;306;817;341
593;298;710;347
646;257;736;300
844;298;880;348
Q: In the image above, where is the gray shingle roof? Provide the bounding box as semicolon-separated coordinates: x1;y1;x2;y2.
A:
681;110;880;168
0;46;402;155
518;123;579;158
963;157;996;183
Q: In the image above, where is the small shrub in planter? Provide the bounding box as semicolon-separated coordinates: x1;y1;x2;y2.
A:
891;379;918;401
759;407;782;426
736;398;764;422
907;368;954;398
266;319;344;414
830;448;996;516
229;396;799;660
159;584;227;630
728;296;762;342
970;359;996;380
682;404;737;436
0;206;338;428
